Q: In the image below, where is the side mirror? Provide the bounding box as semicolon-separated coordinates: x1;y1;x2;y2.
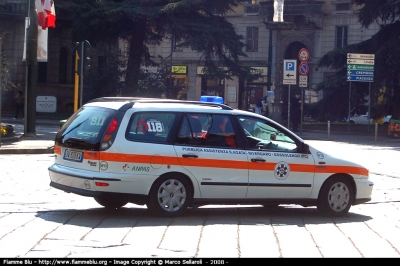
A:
299;142;310;153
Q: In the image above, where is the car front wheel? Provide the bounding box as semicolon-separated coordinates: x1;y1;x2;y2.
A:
317;176;353;217
147;174;192;217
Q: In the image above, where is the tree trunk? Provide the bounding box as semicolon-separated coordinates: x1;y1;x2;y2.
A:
124;19;147;96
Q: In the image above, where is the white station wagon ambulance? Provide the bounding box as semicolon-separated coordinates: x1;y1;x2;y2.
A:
48;98;374;217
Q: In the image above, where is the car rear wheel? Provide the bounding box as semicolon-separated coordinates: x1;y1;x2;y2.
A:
147;174;192;217
317;176;353;217
94;196;128;209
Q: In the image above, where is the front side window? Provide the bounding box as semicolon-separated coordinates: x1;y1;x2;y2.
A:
237;115;297;152
126;112;177;143
175;113;237;148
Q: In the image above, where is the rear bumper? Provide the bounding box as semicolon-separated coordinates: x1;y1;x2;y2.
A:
50;181;101;197
50;181;148;205
48;164;149;205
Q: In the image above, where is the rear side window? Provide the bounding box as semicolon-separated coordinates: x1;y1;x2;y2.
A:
126;112;178;143
56;107;117;149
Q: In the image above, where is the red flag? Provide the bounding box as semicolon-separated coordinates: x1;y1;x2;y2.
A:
36;0;56;30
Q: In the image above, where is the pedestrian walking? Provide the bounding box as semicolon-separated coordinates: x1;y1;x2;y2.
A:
255;95;268;115
14;90;24;119
290;92;302;132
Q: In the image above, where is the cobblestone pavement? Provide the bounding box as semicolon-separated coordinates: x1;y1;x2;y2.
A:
0;154;399;258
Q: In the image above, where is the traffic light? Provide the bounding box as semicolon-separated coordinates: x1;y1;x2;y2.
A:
76;40;91;75
83;40;91;73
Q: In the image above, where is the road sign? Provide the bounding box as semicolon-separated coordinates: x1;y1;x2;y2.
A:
298;48;309;62
298;62;309;76
347;75;374;82
347;64;374;71
347;70;374;76
347;59;374;65
347;53;375;60
283;80;296;85
283;60;297;84
347;53;374;83
299;76;307;87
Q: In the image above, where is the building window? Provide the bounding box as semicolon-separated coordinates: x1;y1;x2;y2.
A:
336;26;348;48
59;47;68;84
38;62;47;83
336;3;350;11
246;27;259;52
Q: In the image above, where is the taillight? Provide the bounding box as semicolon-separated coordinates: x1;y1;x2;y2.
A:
106;119;118;134
95;182;109;187
101;118;118;150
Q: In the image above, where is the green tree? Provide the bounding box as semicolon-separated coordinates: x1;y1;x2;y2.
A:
317;0;400;120
61;0;252;96
1;50;18;92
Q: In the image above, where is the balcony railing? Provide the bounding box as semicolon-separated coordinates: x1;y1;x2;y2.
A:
244;1;324;16
259;4;324;16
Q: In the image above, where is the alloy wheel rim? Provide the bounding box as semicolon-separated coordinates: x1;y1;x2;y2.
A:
157;179;187;212
328;182;350;212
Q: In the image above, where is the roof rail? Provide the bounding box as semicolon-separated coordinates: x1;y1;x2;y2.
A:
87;97;149;103
87;97;234;110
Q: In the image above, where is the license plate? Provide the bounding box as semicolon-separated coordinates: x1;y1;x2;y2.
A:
63;149;84;162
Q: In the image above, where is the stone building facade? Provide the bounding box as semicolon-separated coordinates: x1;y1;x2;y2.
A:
0;0;381;119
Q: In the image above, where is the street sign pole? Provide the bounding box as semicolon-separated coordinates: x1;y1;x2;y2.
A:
368;82;371;131
348;81;351;131
347;53;375;131
301;87;303;135
298;48;309;134
288;85;291;129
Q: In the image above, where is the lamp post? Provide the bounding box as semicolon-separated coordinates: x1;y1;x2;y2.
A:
24;0;38;136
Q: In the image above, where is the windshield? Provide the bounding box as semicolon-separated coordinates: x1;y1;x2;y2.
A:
55;106;117;150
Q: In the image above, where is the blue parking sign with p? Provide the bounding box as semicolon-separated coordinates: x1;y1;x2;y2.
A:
286;62;295;71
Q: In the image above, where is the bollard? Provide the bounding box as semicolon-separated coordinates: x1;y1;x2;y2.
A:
327;121;330;140
375;123;378;142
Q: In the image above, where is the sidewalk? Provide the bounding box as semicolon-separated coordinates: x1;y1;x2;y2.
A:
1;115;399;155
0;116;61;154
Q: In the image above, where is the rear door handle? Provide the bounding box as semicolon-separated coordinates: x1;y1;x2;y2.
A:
182;154;198;158
251;158;266;162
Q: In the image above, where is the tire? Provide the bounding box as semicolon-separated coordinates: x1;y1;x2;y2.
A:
147;174;192;217
317;176;353;217
94;196;128;209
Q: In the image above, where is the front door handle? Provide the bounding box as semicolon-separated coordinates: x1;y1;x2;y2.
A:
251;158;266;162
182;154;198;158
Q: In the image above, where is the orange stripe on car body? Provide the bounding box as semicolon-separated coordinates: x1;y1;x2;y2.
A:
100;153;181;165
84;151;100;160
315;165;368;177
179;158;249;169
60;150;368;177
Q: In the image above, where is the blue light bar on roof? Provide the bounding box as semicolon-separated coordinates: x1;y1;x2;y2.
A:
200;96;223;104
